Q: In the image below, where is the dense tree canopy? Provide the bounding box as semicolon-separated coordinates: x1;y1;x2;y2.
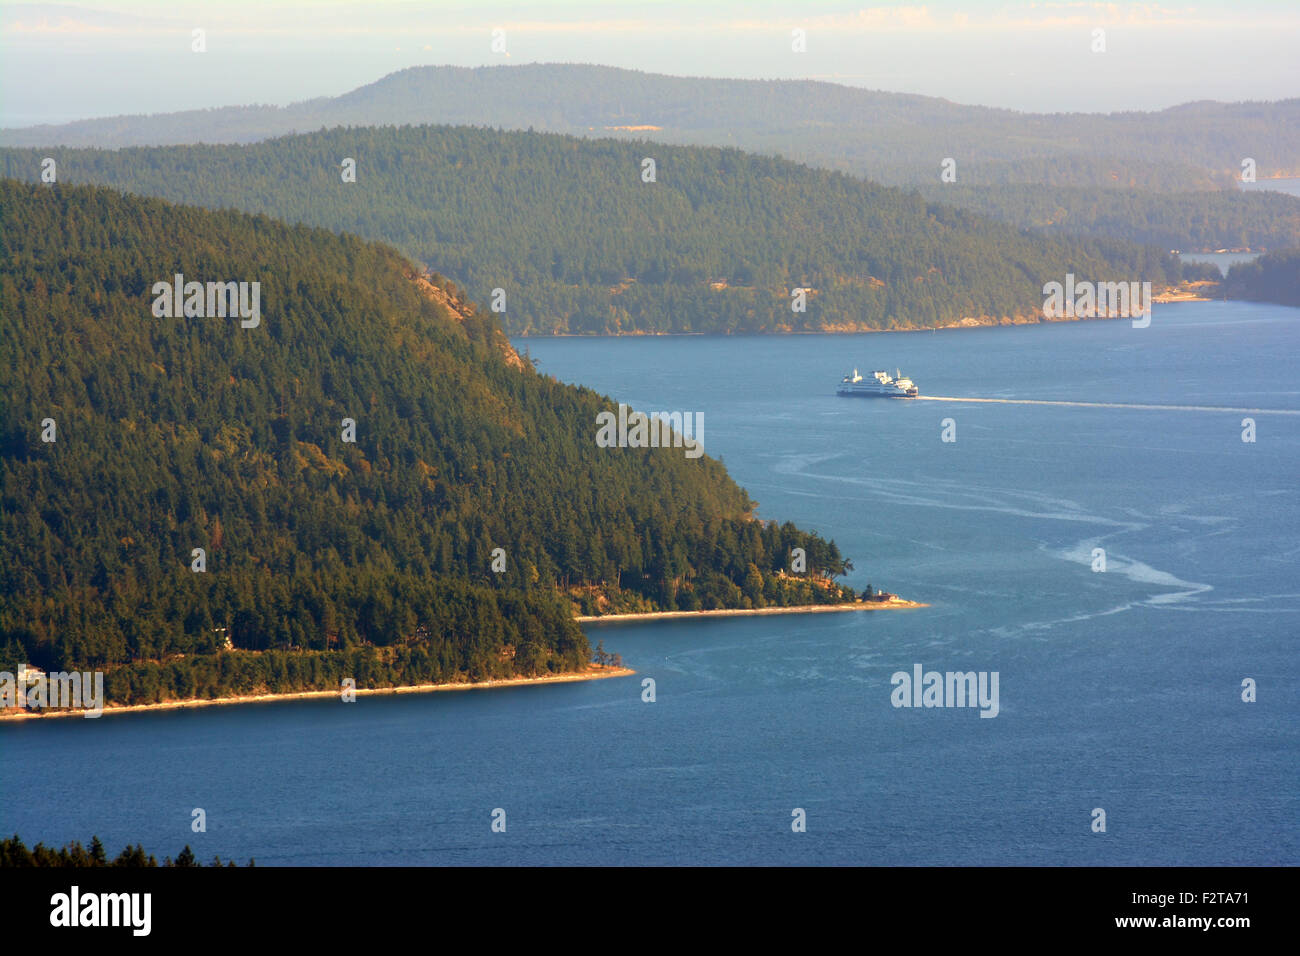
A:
1224;248;1300;307
1;180;853;704
911;184;1300;253
0;126;1185;335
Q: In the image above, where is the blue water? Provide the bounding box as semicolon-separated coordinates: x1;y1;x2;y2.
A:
3;302;1297;865
1179;251;1258;275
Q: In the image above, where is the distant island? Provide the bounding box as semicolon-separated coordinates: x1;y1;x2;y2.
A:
1223;249;1300;307
4;64;1298;327
0;128;1195;334
9;124;1294;331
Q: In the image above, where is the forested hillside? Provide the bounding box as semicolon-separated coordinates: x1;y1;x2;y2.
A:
1224;249;1300;307
0;127;1182;335
0;180;853;704
911;185;1300;252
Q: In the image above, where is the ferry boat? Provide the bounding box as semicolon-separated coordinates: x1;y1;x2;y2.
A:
837;368;919;398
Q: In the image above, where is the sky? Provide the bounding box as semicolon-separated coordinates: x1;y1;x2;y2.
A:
2;0;1298;127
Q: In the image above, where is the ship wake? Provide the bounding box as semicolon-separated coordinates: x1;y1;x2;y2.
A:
915;396;1300;415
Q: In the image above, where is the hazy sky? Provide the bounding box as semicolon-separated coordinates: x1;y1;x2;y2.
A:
2;0;1298;127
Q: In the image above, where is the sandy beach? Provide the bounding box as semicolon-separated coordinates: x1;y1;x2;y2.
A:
2;600;926;721
576;598;927;623
0;665;636;722
1153;291;1215;303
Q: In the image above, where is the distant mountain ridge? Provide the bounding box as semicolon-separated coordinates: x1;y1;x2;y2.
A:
5;63;1297;189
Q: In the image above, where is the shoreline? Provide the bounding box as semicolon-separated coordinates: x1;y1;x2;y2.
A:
3;600;929;721
576;598;927;624
511;301;1240;339
1153;291;1215;303
0;665;636;723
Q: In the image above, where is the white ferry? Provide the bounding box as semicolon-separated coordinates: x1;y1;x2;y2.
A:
836;368;919;398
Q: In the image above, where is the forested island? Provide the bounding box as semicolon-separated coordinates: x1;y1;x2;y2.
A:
0;180;862;711
0;126;1189;334
1224;249;1300;307
6;63;1297;283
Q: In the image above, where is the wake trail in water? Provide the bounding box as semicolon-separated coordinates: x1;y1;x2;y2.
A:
916;396;1300;415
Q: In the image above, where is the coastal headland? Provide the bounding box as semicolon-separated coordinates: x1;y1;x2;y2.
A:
0;665;636;722
576;597;927;624
1;601;926;721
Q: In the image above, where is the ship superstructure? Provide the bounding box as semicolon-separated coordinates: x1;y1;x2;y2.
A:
836;368;919;398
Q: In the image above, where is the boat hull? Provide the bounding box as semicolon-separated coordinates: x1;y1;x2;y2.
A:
837;368;919;398
836;388;918;398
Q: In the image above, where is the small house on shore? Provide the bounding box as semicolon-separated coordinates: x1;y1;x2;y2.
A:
18;663;44;683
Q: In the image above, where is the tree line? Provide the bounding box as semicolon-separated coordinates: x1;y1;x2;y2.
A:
1225;248;1300;307
0;834;251;867
912;184;1300;253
